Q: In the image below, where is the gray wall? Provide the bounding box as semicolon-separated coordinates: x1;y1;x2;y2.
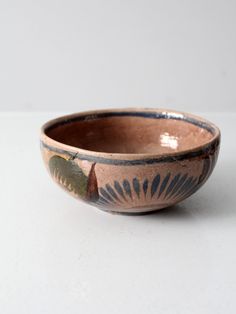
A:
0;0;235;112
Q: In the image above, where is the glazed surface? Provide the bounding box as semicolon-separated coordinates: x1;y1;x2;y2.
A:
45;112;215;154
41;109;220;214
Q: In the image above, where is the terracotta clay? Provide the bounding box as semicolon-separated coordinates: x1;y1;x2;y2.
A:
40;108;220;214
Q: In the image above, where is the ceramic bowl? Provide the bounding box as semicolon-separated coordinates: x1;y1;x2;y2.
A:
40;108;220;214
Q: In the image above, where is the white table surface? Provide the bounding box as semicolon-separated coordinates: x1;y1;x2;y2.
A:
0;112;235;314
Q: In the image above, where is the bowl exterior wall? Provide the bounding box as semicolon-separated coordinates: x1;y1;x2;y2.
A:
40;138;220;214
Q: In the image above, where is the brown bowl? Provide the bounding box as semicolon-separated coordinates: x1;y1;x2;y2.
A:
40;108;220;214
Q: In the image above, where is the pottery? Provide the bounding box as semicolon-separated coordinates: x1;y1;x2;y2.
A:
40;108;220;214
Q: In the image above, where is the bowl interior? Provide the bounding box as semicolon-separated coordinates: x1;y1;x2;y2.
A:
45;112;216;154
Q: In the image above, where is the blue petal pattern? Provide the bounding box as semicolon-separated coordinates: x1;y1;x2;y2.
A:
98;157;212;208
114;181;127;201
123;180;132;199
151;174;160;197
133;178;140;198
105;183;120;202
158;173;171;197
164;174;181;198
143;179;148;196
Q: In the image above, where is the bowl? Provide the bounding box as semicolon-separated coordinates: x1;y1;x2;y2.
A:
40;108;220;214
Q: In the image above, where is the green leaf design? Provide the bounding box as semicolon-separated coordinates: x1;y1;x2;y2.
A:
49;155;88;198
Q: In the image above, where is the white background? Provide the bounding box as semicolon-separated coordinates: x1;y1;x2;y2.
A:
0;0;236;112
0;1;236;314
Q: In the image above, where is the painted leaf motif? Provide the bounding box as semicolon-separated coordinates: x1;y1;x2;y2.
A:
86;163;99;202
49;155;88;198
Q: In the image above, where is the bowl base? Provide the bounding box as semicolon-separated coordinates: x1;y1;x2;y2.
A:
94;204;173;215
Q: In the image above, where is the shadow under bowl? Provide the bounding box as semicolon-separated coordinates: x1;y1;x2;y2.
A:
40;108;220;214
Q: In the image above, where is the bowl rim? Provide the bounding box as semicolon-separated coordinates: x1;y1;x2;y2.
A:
40;108;220;163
